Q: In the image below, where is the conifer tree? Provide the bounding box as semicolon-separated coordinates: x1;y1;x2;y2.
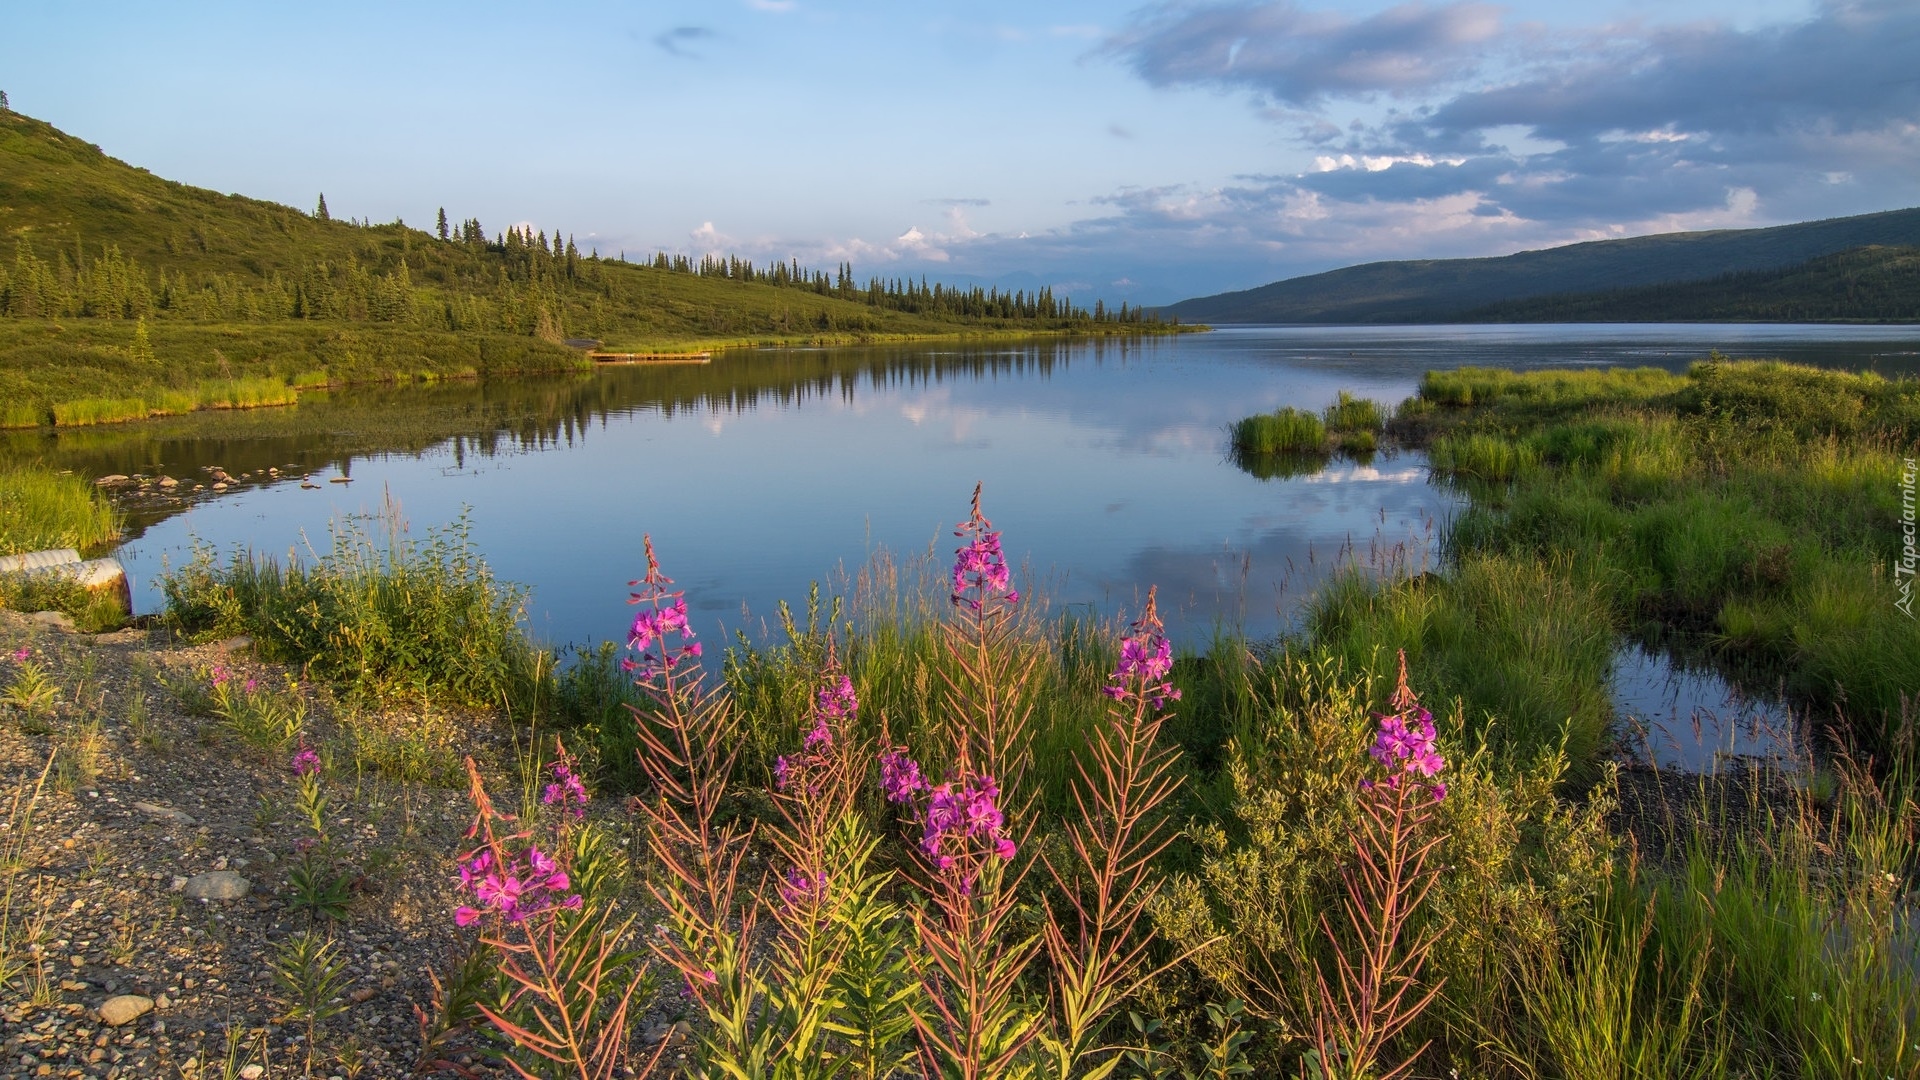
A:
436;208;449;241
0;90;10;112
315;193;330;221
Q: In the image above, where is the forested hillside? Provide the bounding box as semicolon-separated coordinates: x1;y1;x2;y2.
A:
0;106;1174;423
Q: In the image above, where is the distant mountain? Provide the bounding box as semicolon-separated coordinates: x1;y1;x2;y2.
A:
1162;208;1920;324
1458;245;1920;323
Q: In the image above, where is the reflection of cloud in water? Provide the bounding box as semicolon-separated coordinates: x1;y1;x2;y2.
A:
1107;513;1444;642
1301;463;1425;484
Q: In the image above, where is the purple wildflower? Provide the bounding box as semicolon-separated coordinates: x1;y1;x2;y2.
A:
1365;658;1448;802
1105;588;1181;709
243;677;258;695
209;665;230;688
453;842;581;926
290;742;321;777
950;484;1019;610
11;647;29;663
773;755;794;792
916;773;1017;869
542;758;589;819
777;867;828;907
813;674;857;728
879;750;925;803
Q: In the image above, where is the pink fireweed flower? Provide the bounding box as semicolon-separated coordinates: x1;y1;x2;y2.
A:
209;665;230;688
1365;656;1447;802
916;773;1017;867
813;674;857;728
542;758;588;819
9;647;27;663
290;743;321;777
950;483;1019;610
879;750;926;804
243;677;258;694
1105;587;1181;709
803;714;833;752
777;867;828;908
773;755;794;792
453;842;581;925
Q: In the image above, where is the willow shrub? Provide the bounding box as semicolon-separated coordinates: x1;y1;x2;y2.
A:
1152;650;1617;1074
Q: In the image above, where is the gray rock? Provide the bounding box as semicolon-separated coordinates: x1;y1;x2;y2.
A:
98;995;152;1027
211;635;253;654
29;611;74;631
93;475;130;487
157;476;178;488
181;871;250;901
133;802;196;826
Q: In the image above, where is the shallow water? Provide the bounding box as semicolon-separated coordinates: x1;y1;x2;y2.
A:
7;322;1917;653
1609;645;1810;773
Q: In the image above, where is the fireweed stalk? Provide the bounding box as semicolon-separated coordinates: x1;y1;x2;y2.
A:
456;757;655;1080
1311;652;1450;1080
881;744;1039;1080
1039;586;1189;1079
620;536;773;1073
937;483;1041;804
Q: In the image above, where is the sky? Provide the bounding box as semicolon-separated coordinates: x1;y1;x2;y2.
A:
3;0;1915;304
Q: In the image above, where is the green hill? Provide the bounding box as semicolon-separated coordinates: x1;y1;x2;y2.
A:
1162;208;1920;324
1456;245;1920;323
0;106;1174;426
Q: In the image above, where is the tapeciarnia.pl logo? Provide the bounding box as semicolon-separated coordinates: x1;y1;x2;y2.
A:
1898;456;1916;619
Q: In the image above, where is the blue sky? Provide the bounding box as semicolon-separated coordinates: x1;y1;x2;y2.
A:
3;0;1913;303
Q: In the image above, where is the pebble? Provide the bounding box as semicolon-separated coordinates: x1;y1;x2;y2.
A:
181;871;250;900
97;996;152;1028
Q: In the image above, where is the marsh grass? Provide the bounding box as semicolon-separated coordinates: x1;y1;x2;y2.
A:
1411;358;1920;756
198;375;299;409
50;396;149;427
0;402;44;429
0;465;122;555
1232;407;1327;456
1303;551;1617;769
160;505;533;708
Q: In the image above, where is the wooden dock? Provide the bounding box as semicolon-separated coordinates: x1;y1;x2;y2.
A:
588;351;712;365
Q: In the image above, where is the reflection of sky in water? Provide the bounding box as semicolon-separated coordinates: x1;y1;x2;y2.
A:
109;323;1920;650
1610;646;1808;773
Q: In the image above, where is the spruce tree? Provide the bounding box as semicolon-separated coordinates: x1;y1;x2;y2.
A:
436;208;449;241
0;90;10;112
315;193;330;221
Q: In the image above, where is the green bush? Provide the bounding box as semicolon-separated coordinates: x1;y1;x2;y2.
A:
160;509;533;707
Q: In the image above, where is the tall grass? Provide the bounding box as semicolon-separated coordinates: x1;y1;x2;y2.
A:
0;403;44;429
50;396;149;426
0;465;122;556
160;505;533;707
198;376;299;409
1232;407;1326;455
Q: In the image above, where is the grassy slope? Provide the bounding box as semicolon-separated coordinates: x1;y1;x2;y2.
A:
1163;208;1920;324
1458;244;1920;323
0;108;1176;418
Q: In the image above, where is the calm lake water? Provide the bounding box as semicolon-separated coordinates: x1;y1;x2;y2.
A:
7;322;1917;764
11;322;1919;651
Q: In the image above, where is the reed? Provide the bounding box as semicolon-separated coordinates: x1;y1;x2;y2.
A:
50;396;148;426
0;465;122;556
1232;407;1327;455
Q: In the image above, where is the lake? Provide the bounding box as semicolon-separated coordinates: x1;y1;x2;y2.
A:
10;322;1920;662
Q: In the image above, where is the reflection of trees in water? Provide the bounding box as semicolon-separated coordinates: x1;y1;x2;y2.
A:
0;337;1155;536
